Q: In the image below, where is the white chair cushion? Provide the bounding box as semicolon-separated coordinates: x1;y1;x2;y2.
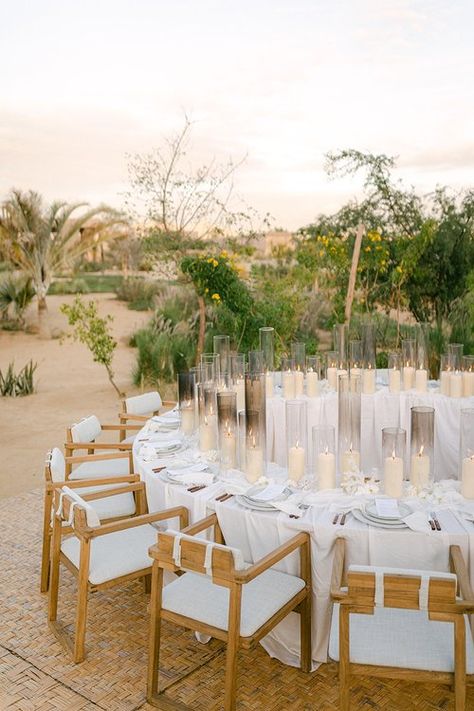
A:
70;415;102;443
161;569;305;638
125;391;162;416
48;448;66;482
61;486;101;528
329;604;474;673
78;485;136;520
69;457;130;480
61;524;157;585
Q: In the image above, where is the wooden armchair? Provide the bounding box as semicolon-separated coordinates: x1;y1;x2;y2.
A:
40;447;137;593
147;513;312;711
65;415;142;467
329;537;474;711
119;391;176;437
48;485;188;663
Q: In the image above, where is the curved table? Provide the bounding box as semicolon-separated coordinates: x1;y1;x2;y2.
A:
134;424;474;670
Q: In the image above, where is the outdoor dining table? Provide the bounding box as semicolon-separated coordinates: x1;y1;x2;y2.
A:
134;424;474;671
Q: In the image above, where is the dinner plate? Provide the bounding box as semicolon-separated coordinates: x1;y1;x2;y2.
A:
365;501;411;521
351;508;407;529
235;495;281;512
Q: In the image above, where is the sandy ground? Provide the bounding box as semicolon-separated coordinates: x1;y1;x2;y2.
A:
0;294;152;498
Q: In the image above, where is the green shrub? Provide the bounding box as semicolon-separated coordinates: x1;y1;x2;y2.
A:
115;277;163;310
0;273;35;325
0;360;37;396
49;274;123;295
132;317;196;386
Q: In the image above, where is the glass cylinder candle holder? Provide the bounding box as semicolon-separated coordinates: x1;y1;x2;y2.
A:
338;373;361;474
245;409;265;482
439;354;451;396
462;356;474;398
245;371;266;458
291;342;305;397
448;343;464;371
260;327;275;397
281;356;296;399
213;335;230;377
326;350;338;390
460;409;474;498
306;355;320;397
217;390;237;470
248;349;264;374
410;406;434;488
286;399;308;483
313;424;336;490
382;427;406;498
238;409;246;471
361;322;376;394
349;340;362;375
415;324;429;393
200;353;220;384
230;353;246;412
178;371;196;435
198;383;218;452
388;352;401;394
333;323;348;369
402;339;416;390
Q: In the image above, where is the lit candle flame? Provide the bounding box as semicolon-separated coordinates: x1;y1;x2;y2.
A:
391;448;396;460
296;440;300;448
418;445;424;457
324;445;329;455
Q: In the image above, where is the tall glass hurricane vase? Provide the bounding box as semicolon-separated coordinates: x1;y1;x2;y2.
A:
410;406;434;488
178;371;196;435
338;373;361;475
217;390;237;471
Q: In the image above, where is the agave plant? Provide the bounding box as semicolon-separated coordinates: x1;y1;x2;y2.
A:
0;190;125;314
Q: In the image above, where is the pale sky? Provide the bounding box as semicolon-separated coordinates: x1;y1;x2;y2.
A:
1;0;473;229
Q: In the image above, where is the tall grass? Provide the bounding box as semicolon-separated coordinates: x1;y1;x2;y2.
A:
0;360;37;396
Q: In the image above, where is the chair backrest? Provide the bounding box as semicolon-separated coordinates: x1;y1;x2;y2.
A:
46;448;66;483
56;486;101;529
68;415;102;444
155;529;245;586
346;564;458;613
123;391;162;416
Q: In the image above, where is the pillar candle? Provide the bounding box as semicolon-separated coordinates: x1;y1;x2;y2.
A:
461;456;474;498
246;445;263;482
415;368;428;393
199;414;217;451
388;368;401;393
440;370;450;396
306;371;319;397
450;372;463;398
340;449;360;473
294;370;304;397
265;372;274;398
180;408;195;435
318;451;336;489
462;371;474;398
362;367;376;394
221;431;236;468
384;454;404;498
410;449;430;488
327;367;338;390
403;366;415;390
288;443;305;482
235;378;245;411
282;371;296;399
351;367;361;377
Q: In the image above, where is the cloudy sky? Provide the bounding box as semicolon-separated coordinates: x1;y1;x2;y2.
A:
1;0;473;229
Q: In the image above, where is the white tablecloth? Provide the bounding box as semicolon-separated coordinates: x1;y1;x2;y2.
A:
267;383;474;480
135;430;474;670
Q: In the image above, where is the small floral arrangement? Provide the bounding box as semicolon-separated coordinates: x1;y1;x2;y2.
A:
405;479;460;504
340;472;380;496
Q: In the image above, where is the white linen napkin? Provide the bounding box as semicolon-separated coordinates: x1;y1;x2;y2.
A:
140;444;158;462
402;511;435;533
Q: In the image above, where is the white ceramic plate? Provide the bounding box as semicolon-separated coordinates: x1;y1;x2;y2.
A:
351;508;407;529
235;495;281;512
365;501;411;521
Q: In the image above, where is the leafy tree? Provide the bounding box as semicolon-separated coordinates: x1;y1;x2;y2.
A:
61;297;123;397
0;190;123;318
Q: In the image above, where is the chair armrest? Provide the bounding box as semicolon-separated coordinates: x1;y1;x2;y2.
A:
119;413;149;423
46;474;138;490
450;545;474;602
101;423;142;432
91;506;189;537
235;532;309;584
162;400;177;408
65;451;130;464
182;514;218;536
81;482;145;501
330;537;347;600
64;442;132;451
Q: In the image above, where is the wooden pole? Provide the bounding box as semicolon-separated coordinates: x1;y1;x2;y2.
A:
344;223;364;324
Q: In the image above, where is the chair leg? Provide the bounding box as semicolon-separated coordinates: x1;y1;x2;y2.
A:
223;584;242;711
454;617;466;711
40;490;53;593
48;517;62;622
300;593;312;673
147;563;164;702
339;606;350;711
73;540;91;663
143;573;152;594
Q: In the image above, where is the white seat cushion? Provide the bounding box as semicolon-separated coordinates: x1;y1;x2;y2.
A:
69;457;130;480
61;524;157;585
70;415;102;443
125;391;162;416
161;569;305;637
78;486;136;520
329;603;474;673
